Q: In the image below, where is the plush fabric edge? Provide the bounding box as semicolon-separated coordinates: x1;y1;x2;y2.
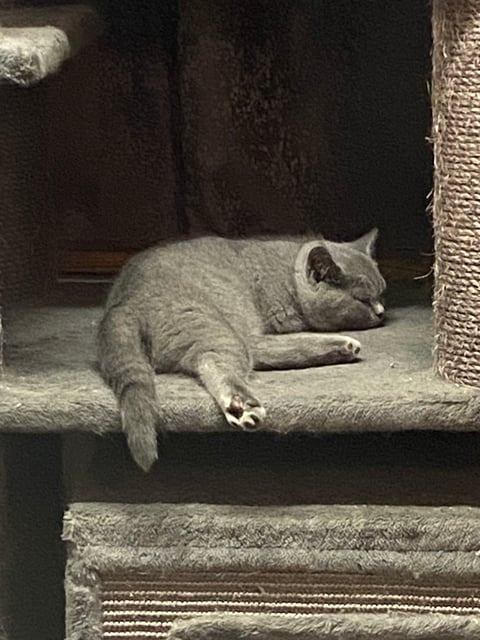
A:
62;503;480;580
64;544;103;640
166;613;480;640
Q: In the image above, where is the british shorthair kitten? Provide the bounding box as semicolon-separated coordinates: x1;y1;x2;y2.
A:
98;231;385;470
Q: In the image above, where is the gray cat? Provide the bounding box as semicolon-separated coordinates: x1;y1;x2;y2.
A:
98;230;385;471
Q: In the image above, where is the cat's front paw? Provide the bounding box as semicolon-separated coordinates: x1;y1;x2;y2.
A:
340;336;361;358
322;334;362;364
224;393;266;431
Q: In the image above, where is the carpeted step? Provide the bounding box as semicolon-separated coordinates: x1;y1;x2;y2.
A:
0;4;103;86
63;502;480;640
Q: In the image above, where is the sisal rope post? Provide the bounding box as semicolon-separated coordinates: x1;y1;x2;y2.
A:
432;0;480;386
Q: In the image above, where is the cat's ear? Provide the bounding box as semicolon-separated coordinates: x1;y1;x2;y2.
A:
351;228;378;257
307;245;343;285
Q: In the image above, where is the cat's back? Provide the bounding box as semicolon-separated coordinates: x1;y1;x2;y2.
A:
107;236;246;307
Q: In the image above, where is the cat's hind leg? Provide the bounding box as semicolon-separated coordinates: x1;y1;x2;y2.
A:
251;333;361;370
176;321;265;430
197;355;266;429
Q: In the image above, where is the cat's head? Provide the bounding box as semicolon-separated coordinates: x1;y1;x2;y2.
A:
294;229;386;331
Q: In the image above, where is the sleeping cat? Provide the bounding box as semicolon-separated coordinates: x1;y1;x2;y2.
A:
98;230;386;471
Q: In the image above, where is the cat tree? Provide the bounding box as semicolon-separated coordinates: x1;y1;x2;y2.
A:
2;1;480;639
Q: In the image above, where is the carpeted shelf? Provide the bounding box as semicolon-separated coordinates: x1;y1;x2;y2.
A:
1;281;480;435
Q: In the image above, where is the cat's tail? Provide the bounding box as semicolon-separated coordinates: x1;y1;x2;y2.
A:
97;304;158;472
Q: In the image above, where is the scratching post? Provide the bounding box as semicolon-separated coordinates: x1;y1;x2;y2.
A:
432;0;480;386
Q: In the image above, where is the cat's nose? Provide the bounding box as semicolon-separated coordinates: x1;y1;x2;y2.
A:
373;302;385;320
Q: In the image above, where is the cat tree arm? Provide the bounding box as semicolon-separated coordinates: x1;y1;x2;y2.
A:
0;4;103;87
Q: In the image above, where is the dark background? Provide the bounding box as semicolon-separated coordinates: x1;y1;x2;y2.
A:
40;0;432;258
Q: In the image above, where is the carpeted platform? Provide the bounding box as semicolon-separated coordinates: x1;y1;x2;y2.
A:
64;502;480;639
2;282;480;435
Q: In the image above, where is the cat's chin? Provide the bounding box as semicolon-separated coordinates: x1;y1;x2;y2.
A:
310;316;385;332
352;317;386;331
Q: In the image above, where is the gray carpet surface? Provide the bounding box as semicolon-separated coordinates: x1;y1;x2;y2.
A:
2;283;480;434
64;502;480;558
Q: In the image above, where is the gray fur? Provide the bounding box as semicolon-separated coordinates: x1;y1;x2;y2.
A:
98;232;385;470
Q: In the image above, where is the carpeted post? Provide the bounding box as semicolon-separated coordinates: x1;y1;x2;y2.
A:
432;0;480;386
